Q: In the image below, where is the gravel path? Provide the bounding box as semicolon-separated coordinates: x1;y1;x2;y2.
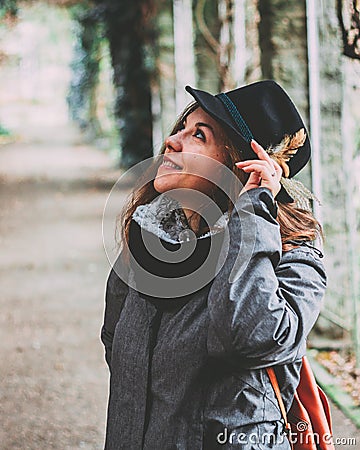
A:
0;122;129;449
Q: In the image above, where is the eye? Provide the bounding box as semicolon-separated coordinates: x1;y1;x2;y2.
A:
176;122;185;133
194;128;206;141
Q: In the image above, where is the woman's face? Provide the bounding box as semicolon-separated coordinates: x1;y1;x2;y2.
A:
154;108;228;201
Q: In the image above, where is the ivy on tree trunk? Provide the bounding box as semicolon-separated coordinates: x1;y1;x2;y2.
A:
96;0;154;169
0;0;18;19
67;3;102;137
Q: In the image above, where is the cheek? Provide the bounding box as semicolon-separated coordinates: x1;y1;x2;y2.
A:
181;173;221;199
189;177;215;195
186;152;224;175
190;157;224;187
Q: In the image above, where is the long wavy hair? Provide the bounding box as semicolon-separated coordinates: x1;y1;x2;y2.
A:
118;102;323;256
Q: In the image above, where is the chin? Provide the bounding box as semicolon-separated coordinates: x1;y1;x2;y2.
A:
153;177;172;194
153;168;181;193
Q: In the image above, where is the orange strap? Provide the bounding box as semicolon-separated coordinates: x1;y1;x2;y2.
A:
266;367;292;436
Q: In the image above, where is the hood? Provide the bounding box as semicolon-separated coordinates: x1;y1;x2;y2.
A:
132;194;229;244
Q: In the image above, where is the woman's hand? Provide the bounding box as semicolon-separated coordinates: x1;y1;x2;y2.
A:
235;140;283;198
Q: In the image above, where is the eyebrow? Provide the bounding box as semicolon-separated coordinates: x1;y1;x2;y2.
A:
183;117;215;137
195;122;215;136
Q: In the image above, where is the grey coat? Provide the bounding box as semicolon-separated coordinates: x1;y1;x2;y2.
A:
101;187;326;450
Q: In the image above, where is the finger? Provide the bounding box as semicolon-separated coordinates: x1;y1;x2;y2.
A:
237;162;278;180
235;159;272;169
246;171;261;185
250;139;273;163
236;157;282;179
239;171;261;194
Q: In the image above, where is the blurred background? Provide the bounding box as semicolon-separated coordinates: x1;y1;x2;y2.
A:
0;0;359;448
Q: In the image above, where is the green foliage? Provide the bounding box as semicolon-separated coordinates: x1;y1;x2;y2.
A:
0;123;11;136
67;3;103;136
355;127;360;157
0;0;18;19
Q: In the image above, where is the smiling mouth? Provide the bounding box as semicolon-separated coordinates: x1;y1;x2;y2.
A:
161;159;182;170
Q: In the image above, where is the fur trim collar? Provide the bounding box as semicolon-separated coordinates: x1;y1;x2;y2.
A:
132;194;229;244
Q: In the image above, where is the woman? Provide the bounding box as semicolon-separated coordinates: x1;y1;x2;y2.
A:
101;80;326;449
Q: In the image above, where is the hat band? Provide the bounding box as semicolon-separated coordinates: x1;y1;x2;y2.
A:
216;93;254;143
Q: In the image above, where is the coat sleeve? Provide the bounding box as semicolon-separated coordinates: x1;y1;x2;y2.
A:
100;251;129;370
206;187;327;369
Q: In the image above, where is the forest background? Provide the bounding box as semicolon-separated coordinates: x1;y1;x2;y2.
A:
0;0;360;448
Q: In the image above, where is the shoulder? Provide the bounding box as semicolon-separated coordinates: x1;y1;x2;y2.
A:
282;240;324;261
278;241;327;287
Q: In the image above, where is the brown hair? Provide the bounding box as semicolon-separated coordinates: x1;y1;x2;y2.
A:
118;102;323;256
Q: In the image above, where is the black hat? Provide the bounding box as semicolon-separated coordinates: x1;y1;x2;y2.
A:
185;80;311;203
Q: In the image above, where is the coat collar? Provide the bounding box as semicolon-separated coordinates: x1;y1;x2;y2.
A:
132;193;229;244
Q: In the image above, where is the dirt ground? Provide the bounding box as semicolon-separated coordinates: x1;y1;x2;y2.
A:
0;120;130;449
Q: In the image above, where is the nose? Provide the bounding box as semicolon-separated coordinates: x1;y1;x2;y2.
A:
165;132;182;152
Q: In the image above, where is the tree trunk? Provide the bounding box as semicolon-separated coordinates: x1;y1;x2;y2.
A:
258;0;310;183
315;1;357;347
231;0;246;87
153;0;176;147
217;0;235;90
99;0;154;169
194;0;221;92
173;0;196;113
67;4;102;138
258;0;308;117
